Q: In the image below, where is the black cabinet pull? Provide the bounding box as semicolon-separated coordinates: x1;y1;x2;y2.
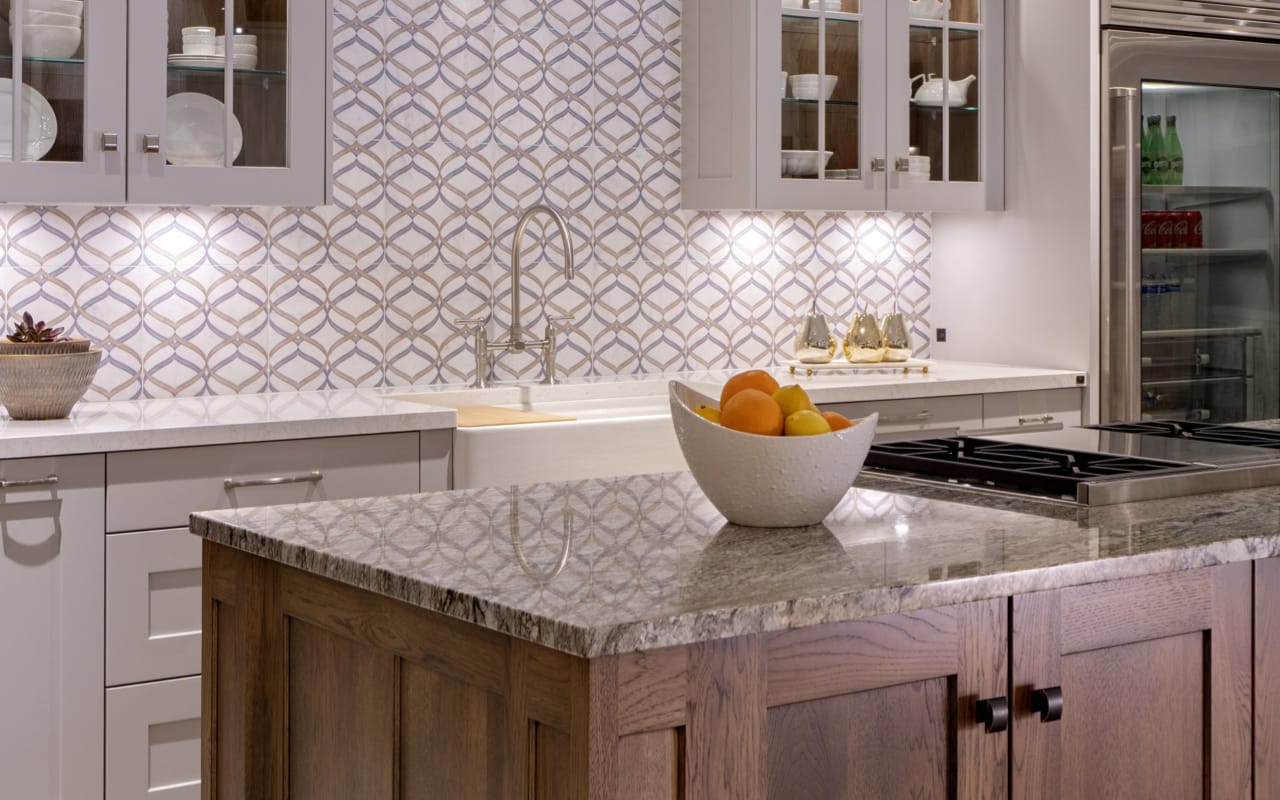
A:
1031;686;1064;722
976;697;1010;733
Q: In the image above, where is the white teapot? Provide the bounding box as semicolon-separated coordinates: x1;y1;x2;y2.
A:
910;73;977;107
908;0;947;19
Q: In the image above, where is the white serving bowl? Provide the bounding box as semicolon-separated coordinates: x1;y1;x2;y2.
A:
781;149;834;177
669;381;877;528
789;73;838;101
182;26;215;37
10;23;80;58
23;10;79;26
27;0;82;17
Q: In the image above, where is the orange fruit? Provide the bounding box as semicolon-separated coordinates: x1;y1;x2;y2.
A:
821;411;854;431
720;389;784;436
720;369;780;409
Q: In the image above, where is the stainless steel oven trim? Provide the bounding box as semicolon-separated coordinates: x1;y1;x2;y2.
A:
1106;0;1280;42
1100;29;1280;422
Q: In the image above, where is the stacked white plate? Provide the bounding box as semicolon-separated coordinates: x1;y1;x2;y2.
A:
10;0;84;59
215;33;258;70
168;52;256;70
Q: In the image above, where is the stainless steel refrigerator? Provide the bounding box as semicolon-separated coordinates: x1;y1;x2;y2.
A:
1102;4;1280;423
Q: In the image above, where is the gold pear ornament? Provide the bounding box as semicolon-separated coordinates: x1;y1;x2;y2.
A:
843;307;886;363
880;308;913;362
794;300;836;364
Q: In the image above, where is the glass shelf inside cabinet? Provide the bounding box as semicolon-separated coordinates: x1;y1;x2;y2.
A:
783;98;860;108
167;65;287;78
909;26;980;43
0;55;84;67
910;104;979;113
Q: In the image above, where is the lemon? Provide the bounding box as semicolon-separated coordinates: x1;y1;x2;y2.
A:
694;405;721;424
784;409;832;436
772;384;817;417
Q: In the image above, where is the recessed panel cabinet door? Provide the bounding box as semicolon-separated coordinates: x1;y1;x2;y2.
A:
1012;563;1251;799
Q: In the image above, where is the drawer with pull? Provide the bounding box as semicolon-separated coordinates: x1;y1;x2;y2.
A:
977;389;1084;435
105;432;419;533
819;394;983;442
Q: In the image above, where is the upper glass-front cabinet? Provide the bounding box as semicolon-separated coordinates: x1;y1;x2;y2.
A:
682;0;1003;211
0;0;329;205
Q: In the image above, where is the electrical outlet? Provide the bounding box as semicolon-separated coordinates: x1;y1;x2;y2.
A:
936;327;947;342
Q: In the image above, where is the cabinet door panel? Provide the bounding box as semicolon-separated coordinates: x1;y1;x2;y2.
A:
1013;563;1251;799
0;454;104;800
107;527;203;685
106;676;202;800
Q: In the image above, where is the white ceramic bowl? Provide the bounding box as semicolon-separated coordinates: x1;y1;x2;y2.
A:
669;381;877;528
183;43;215;56
214;43;258;56
781;149;834;177
23;10;80;26
809;0;843;9
27;0;82;17
216;34;257;46
10;23;80;58
182;26;215;36
789;73;838;101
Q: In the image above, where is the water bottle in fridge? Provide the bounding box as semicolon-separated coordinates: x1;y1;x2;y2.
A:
1165;115;1184;186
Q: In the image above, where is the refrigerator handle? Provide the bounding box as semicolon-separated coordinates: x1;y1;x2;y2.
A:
1107;86;1142;421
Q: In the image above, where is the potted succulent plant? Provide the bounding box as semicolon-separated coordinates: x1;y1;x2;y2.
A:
0;311;101;419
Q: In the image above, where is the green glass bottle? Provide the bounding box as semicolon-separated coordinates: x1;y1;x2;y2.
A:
1149;115;1169;185
1141;115;1155;184
1165;114;1184;186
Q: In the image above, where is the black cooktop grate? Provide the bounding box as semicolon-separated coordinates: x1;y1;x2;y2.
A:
865;437;1203;499
1090;420;1280;450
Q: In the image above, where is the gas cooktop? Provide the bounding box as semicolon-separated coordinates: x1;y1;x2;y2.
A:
864;427;1280;506
1089;420;1280;450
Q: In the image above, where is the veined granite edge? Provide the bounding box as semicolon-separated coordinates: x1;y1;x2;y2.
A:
191;510;1280;659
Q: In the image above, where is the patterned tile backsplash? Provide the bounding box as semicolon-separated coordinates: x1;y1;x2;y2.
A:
0;0;931;401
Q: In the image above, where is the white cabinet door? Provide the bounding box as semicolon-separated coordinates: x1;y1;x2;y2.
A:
106;431;420;532
978;388;1084;434
820;394;983;440
124;0;330;204
106;528;202;686
0;454;105;800
0;3;127;202
106;676;201;800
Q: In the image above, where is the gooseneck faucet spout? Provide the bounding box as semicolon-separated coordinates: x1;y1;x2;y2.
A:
509;206;575;347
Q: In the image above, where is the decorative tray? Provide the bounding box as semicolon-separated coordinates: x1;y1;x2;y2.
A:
781;358;932;376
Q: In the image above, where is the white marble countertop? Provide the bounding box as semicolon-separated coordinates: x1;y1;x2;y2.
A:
0;360;1085;458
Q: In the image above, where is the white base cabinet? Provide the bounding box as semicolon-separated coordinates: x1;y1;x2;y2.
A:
819;387;1086;440
106;676;201;800
0;454;105;800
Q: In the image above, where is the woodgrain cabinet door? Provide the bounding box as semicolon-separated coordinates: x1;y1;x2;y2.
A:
593;598;1008;800
1012;563;1251;799
1255;557;1280;795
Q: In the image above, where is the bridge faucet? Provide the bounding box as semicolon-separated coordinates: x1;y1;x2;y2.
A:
456;206;577;389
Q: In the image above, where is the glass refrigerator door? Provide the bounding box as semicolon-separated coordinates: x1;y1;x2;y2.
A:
1138;82;1278;422
1105;30;1280;423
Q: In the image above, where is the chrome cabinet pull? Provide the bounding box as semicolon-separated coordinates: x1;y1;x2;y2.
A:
0;474;58;490
224;471;322;490
142;134;161;154
1019;414;1055;425
101;133;119;152
895;157;911;172
870;157;887;172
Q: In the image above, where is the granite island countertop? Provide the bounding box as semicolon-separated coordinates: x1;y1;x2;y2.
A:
191;470;1280;658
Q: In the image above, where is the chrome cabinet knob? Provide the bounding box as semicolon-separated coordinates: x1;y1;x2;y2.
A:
142;134;161;154
101;133;119;152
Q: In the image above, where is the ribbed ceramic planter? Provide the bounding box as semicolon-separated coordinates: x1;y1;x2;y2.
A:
0;349;102;419
0;337;92;355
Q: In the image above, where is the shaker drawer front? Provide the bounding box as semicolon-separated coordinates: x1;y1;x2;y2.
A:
981;388;1084;433
106;432;419;532
820;395;983;441
106;528;202;686
106;676;201;800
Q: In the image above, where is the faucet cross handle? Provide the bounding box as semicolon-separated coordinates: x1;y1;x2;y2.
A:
455;316;488;329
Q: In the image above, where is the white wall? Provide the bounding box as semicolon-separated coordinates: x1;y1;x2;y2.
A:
930;0;1098;415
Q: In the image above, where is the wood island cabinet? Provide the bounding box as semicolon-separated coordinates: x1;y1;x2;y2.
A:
203;545;1261;800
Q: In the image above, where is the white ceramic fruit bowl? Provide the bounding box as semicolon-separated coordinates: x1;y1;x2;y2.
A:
669;380;877;528
11;23;81;58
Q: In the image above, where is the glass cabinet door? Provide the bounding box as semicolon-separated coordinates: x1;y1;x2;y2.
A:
887;0;1001;211
126;0;327;205
758;0;885;210
0;0;125;202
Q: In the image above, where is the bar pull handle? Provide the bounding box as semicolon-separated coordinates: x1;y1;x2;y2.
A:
0;474;59;490
976;697;1009;733
1031;686;1064;723
142;134;161;154
879;410;931;425
224;471;323;491
1019;414;1055;425
101;133;119;152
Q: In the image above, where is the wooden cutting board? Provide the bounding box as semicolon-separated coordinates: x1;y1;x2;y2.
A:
455;406;576;428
